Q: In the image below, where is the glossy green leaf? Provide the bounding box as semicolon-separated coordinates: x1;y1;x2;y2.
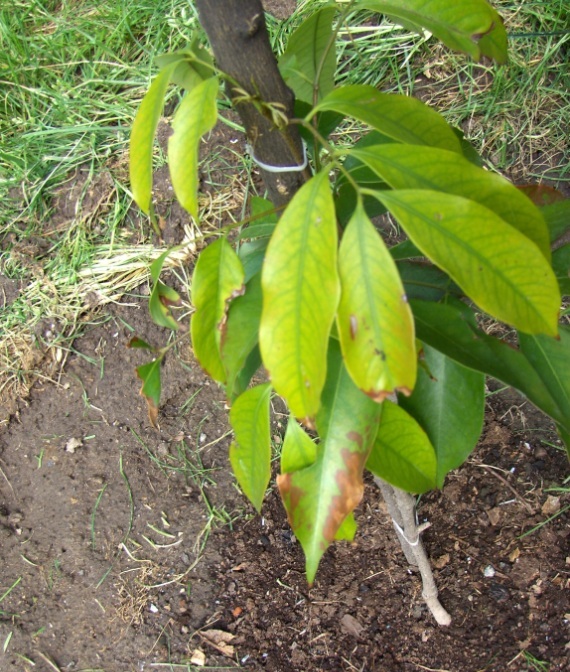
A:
130;63;177;215
399;344;484;487
237;196;277;242
552;245;570;296
239;239;268;284
356;1;507;63
376;189;560;336
137;357;163;428
411;298;565;425
260;170;339;425
312;85;461;153
149;250;181;331
191;239;245;383
279;6;336;104
519;326;570;444
222;272;263;402
352;145;551;260
279;340;382;582
229;384;272;513
168;76;218;218
337;201;416;400
366;400;437;493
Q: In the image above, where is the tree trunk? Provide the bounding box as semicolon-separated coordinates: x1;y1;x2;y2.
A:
195;0;309;208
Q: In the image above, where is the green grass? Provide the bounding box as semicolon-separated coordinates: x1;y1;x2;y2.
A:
0;0;568;416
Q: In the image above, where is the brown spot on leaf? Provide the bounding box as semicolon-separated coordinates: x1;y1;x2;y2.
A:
349;315;358;340
159;294;181;308
321;448;367;546
277;473;305;529
347;431;363;449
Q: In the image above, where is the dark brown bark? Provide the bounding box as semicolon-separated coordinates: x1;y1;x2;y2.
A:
195;0;309;208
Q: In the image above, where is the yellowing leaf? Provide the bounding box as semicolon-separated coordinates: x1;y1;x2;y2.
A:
130;63;177;214
168;77;218;218
351;145;551;260
137;358;163;428
377;190;560;336
337;201;416;400
229;384;272;513
260;170;339;425
191;239;245;383
279;340;381;582
312;85;461;153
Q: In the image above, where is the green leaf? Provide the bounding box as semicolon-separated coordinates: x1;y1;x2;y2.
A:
519;326;570;444
552;244;570;296
222;272;263;402
397;260;460;302
168;77;218;218
540;199;570;244
352;145;551;260
366;400;437;493
356;0;507;63
236;196;277;242
312;85;461;153
239;239;268;284
281;417;317;474
156;38;215;91
191;239;245;383
411;299;564;424
149;250;182;331
399;344;485;487
279;340;382;583
137;357;163;428
376;189;560;336
260;170;340;426
130;63;177;215
128;337;155;350
337;201;416;400
279;6;337;104
229;384;272;513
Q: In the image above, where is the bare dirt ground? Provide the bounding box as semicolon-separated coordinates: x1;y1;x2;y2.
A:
1;2;569;664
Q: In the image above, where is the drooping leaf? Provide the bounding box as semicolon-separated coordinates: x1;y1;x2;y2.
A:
337;201;416;400
366;400;437;493
519;326;570;446
552;244;570;296
411;299;564;425
260;170;339;426
355;0;507;63
398;344;485;487
229;384;272;513
352;145;551;259
222;272;263;402
278;340;382;582
130;63;177;215
376;189;560;336
279;6;337;104
168;76;219;218
312;85;461;153
137;357;163;428
191;238;245;383
148;250;182;331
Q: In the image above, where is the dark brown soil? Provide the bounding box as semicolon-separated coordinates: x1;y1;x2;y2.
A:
1;286;569;671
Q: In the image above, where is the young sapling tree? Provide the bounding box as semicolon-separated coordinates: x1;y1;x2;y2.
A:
129;0;570;626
